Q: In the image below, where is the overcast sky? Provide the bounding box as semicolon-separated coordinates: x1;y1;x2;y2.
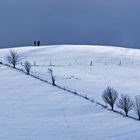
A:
0;0;140;48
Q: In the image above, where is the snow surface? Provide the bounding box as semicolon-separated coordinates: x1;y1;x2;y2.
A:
0;45;140;139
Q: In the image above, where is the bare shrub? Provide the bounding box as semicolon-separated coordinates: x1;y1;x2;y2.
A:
102;86;118;111
6;50;22;68
48;68;56;85
133;96;140;120
116;94;133;116
24;61;32;75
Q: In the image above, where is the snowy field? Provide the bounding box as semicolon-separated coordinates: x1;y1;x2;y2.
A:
0;45;140;139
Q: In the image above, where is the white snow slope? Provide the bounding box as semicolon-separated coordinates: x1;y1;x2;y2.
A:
0;45;140;140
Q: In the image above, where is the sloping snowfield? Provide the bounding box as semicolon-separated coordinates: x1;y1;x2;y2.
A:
0;45;140;139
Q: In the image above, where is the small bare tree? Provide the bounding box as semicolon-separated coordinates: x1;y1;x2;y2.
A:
24;61;32;75
102;86;118;111
6;50;22;68
48;68;56;85
116;94;133;116
133;96;140;120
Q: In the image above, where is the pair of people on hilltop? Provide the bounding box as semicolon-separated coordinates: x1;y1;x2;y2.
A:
34;40;40;46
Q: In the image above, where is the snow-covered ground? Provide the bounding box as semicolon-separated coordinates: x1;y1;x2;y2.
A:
0;45;140;139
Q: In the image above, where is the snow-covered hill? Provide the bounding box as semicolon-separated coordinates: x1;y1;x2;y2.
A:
0;45;140;140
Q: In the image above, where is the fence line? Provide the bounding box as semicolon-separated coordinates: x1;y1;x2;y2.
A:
0;62;138;121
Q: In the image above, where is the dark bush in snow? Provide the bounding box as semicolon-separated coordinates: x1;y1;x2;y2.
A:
6;50;22;68
24;61;32;75
48;68;56;86
102;86;118;111
133;96;140;120
116;94;133;116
